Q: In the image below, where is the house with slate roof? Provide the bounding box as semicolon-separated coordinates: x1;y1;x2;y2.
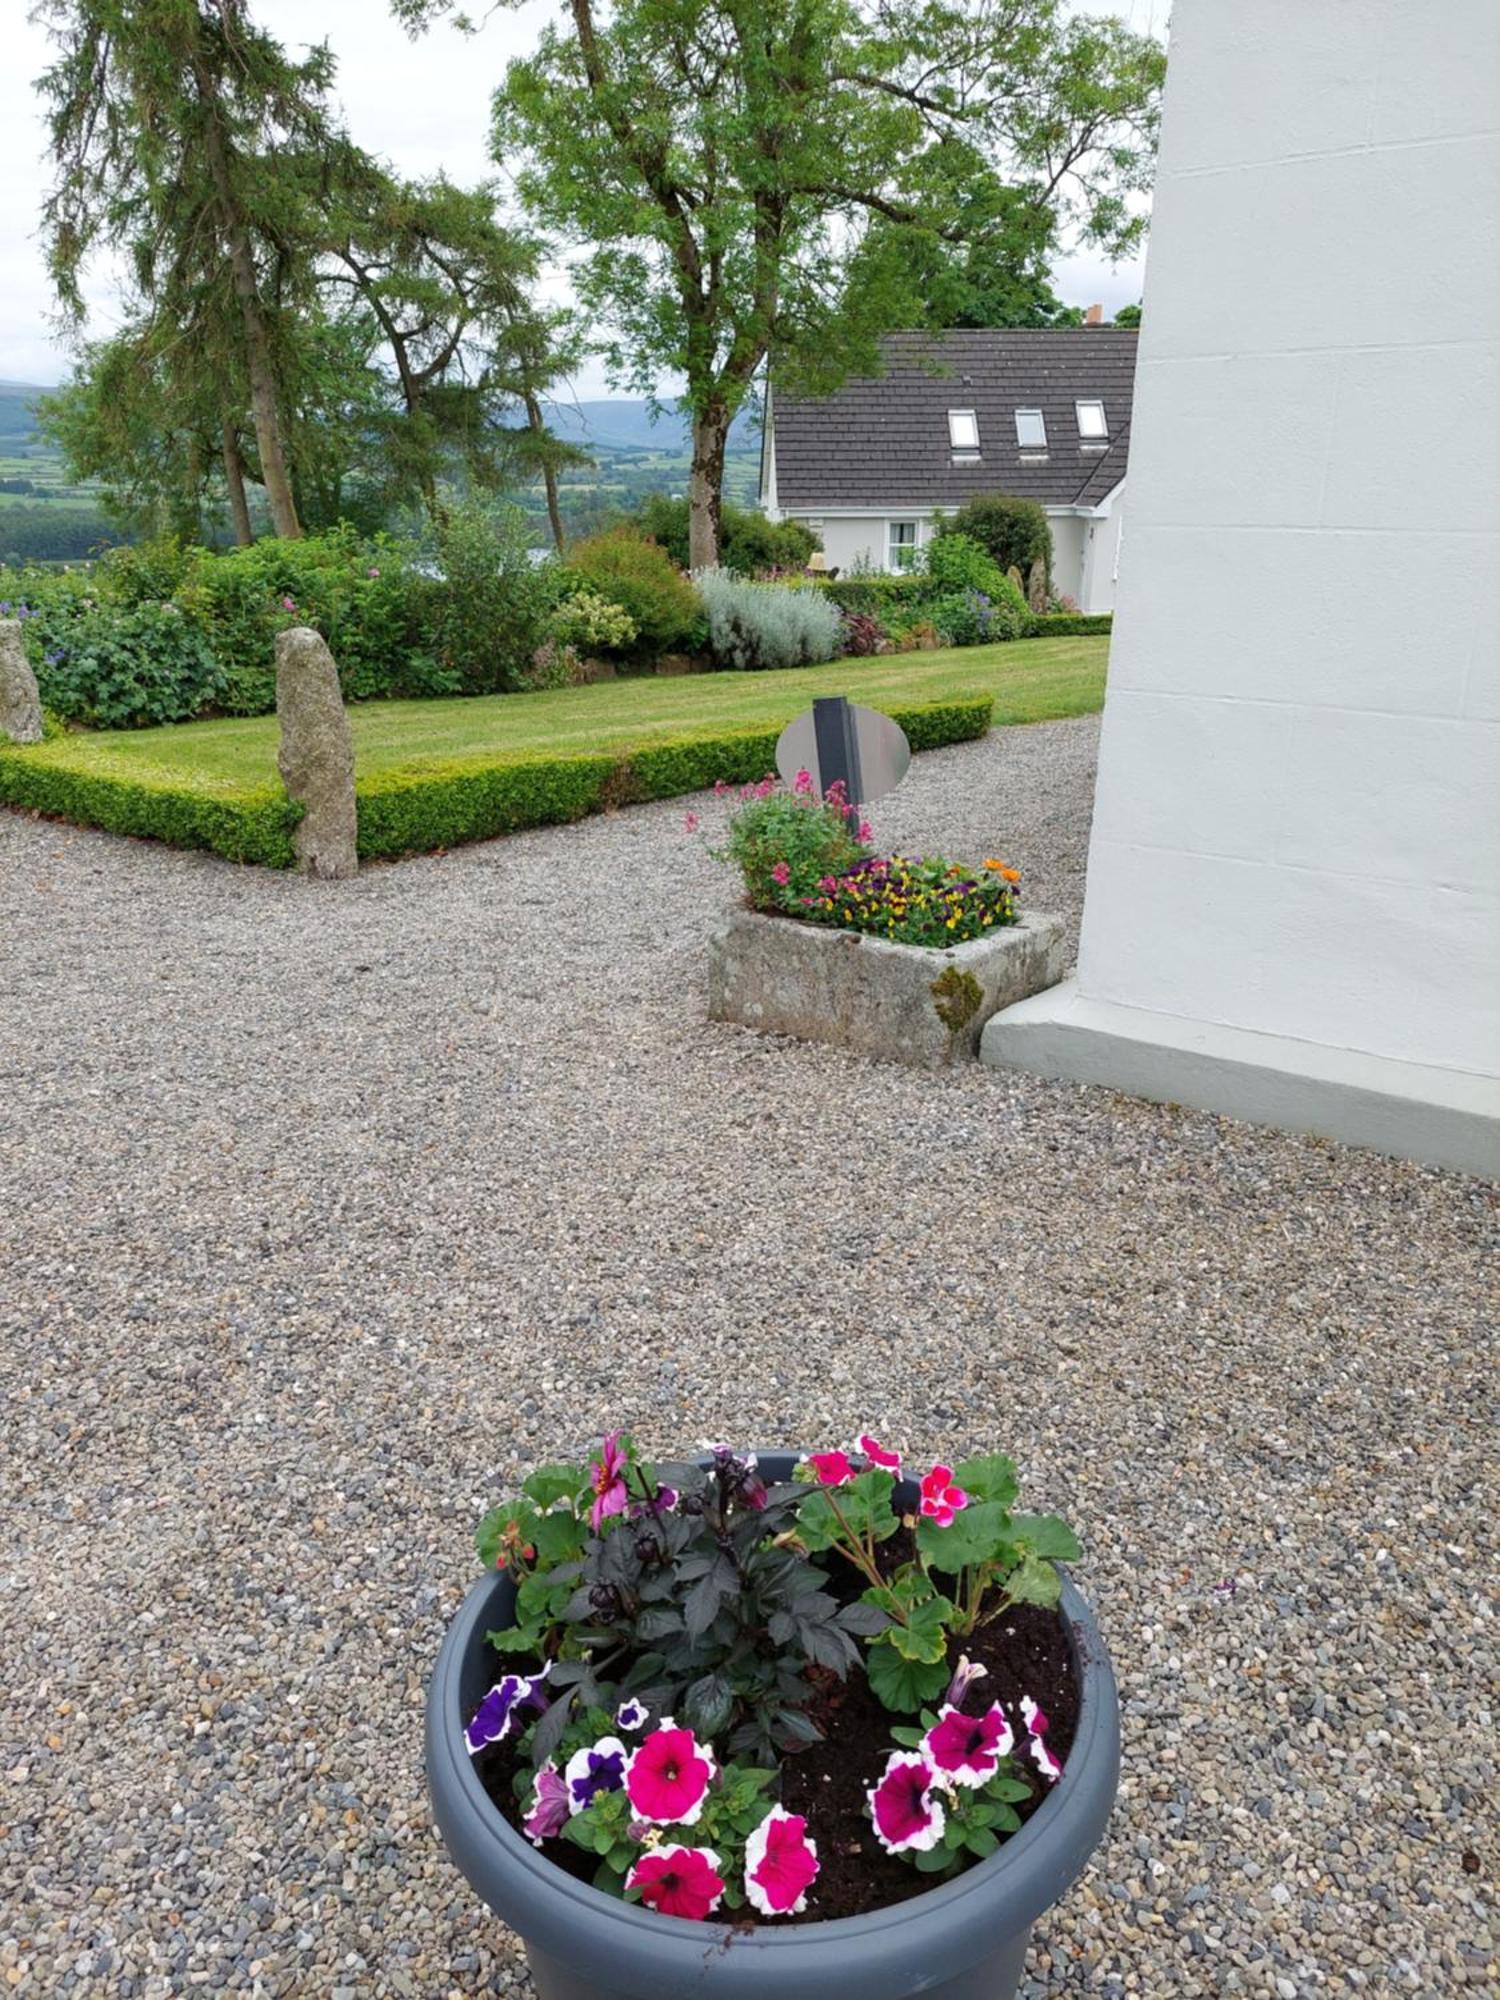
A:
759;326;1138;612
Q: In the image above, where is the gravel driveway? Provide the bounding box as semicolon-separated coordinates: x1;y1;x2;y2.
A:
1;714;1493;1998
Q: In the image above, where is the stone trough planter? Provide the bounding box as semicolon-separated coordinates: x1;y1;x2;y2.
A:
707;907;1067;1068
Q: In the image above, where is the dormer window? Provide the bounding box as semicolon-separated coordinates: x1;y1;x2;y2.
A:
1075;399;1108;439
948;408;980;454
1015;407;1047;448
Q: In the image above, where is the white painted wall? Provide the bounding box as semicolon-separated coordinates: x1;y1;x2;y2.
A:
788;505;1122;606
1079;503;1124;615
1075;0;1500;1081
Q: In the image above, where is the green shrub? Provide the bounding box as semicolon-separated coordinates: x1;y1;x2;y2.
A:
710;777;867;911
566;530;704;656
547;587;638;654
632;496;820;575
818;574;930;619
417;502;553;697
697;571;843;670
940;494;1052;588
98;535;196;606
1030;611;1112;637
27;600;226;729
920;531;1010;600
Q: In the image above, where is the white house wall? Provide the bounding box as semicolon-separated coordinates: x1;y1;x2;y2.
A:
982;0;1500;1173
788;507;1121;608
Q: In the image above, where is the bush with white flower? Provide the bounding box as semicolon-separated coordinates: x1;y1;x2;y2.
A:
462;1435;1081;1922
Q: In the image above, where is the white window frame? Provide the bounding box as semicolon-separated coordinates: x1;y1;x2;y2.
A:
1075;399;1108;440
887;520;919;572
1015;407;1047;449
947;408;980;452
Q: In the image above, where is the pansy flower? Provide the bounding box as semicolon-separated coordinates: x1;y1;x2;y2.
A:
867;1750;946;1855
919;1463;970;1526
589;1430;630;1532
624;1721;717;1825
625;1844;726;1921
564;1734;628;1811
855;1432;902;1473
521;1761;570;1845
802;1449;855;1488
463;1665;551;1755
1020;1696;1063;1784
743;1807;820;1916
923;1702;1014;1787
614;1697;649;1733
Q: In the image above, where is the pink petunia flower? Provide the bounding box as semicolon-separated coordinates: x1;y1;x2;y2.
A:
626;1844;726;1921
924;1702;1014;1788
919;1463;970;1526
1021;1695;1063;1784
856;1432;902;1473
770;860;791;886
589;1430;630;1532
624;1722;717;1825
803;1449;855;1488
867;1751;946;1855
743;1807;819;1916
521;1761;570;1844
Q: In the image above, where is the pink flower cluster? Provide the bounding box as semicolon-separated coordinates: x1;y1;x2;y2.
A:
867;1697;1064;1855
801;1435;970;1527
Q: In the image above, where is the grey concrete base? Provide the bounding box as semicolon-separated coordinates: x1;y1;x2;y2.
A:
980;980;1500;1179
708;907;1067;1068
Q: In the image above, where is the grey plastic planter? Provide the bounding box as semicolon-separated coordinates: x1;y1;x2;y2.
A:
425;1452;1120;2000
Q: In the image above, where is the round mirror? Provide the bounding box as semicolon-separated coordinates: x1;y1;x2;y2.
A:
775;697;911;807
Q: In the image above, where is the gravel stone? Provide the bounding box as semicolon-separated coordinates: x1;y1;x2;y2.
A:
1;715;1494;1998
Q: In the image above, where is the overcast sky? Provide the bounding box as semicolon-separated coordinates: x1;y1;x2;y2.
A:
0;0;1164;396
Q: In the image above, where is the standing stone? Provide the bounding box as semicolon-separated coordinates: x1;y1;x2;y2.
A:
275;626;357;879
0;619;44;744
1026;557;1048;614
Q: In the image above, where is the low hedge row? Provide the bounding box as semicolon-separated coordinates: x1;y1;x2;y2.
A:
1030;612;1113;637
0;695;994;869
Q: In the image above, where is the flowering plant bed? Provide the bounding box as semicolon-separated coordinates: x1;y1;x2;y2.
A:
428;1438;1115;1972
698;774;1065;1065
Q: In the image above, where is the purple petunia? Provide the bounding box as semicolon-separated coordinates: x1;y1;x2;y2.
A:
521;1761;570;1844
463;1665;551;1755
564;1735;628;1811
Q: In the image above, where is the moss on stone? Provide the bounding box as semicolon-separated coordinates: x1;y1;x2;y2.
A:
930;965;983;1031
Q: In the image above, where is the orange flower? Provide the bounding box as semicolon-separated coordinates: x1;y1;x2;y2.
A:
983;859;1022;883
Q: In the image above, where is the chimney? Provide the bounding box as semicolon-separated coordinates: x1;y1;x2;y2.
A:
1083;303;1104;327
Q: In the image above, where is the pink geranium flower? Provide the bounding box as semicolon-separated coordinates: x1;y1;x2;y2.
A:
919;1463;970;1526
1021;1695;1063;1784
867;1751;946;1855
858;819;873;842
626;1844;726;1921
803;1449;855;1488
794;767;814;795
521;1761;570;1844
924;1702;1014;1787
589;1430;630;1532
624;1722;717;1825
770;860;791;886
743;1807;819;1916
856;1432;902;1473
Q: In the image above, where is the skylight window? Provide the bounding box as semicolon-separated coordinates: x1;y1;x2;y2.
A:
1075;399;1108;439
947;408;980;452
1015;408;1047;449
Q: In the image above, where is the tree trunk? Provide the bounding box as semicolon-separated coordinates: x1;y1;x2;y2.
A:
687;403;729;571
524;391;566;553
193;58;302;539
222;421;255;546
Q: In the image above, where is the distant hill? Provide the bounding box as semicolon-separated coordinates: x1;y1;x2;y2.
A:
541;397;760;456
0;383;44;438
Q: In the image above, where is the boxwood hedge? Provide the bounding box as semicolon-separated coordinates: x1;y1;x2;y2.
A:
0;695;993;870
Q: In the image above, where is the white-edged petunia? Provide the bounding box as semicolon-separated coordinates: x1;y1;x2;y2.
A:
564;1735;628;1812
1020;1695;1063;1784
867;1750;946;1855
463;1664;551;1755
743;1806;820;1916
923;1701;1014;1787
613;1697;649;1734
624;1721;718;1825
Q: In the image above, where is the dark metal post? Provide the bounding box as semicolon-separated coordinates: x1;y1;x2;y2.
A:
812;695;864;807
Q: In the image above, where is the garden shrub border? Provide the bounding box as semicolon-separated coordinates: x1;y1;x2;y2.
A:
0;695;993;870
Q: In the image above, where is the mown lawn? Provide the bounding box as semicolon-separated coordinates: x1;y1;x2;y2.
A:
23;634;1107;794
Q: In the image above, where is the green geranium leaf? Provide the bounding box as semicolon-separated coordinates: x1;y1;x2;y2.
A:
1004;1553;1064;1607
952;1453;1019;1508
1008;1512;1081;1561
888;1620;949;1665
867;1640;951;1713
484;1621;547;1655
915;1500;1014;1573
523;1464;584;1510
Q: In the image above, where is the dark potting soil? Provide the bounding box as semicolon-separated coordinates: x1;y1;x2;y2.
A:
471;1588;1080;1926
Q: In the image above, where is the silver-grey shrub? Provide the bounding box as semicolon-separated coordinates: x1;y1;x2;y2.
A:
696;568;843;671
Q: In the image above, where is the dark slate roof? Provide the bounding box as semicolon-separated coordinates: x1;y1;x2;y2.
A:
771;328;1138;511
